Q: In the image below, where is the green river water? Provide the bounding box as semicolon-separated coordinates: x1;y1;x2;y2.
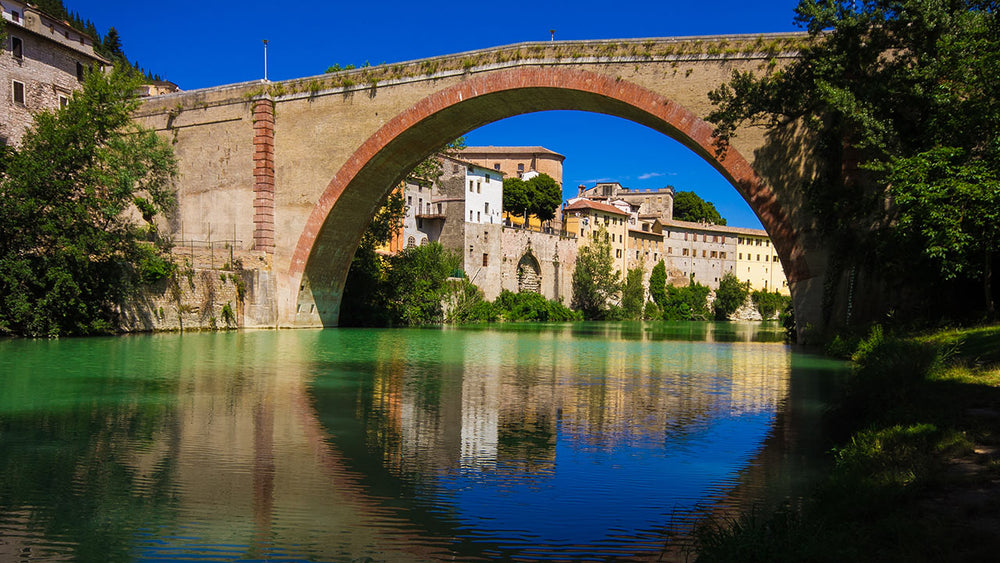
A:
0;322;846;561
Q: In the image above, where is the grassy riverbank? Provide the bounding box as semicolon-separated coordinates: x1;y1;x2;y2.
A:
693;325;1000;562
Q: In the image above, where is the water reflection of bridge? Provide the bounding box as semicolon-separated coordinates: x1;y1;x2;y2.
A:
0;328;798;561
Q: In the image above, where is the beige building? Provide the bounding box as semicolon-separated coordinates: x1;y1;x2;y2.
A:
574;181;789;294
459;146;566;186
1;0;109;146
562;198;630;279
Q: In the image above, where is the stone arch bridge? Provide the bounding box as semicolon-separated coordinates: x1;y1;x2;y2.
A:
135;33;834;337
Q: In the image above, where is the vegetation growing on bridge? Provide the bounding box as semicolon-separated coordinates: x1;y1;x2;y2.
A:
708;0;1000;324
0;69;176;337
242;35;814;102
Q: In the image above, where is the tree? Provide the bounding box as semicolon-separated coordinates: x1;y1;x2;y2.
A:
673;191;726;225
648;260;668;310
0;68;176;336
98;27;126;64
526;173;563;222
504;173;563;224
571;227;622;319
621;268;646;320
387;242;462;326
503;177;530;219
707;0;1000;320
713;272;750;320
339;189;406;327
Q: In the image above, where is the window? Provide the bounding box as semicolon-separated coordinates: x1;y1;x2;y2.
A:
668;247;672;254
483;253;489;267
12;80;25;105
739;253;742;260
710;251;717;258
683;248;690;256
407;236;416;248
11;11;19;22
757;254;761;261
11;36;23;59
702;250;707;257
721;252;727;259
684;233;688;241
773;256;780;262
484;202;489;213
469;245;474;254
703;235;707;242
407;196;412;206
437;203;442;214
616;249;622;258
517;163;524;172
494;163;500;170
76;62;84;81
469;180;474;192
580;228;585;237
476;181;481;193
59;95;68;108
470;210;474;221
720;236;725;244
477;211;481;222
485;174;490;183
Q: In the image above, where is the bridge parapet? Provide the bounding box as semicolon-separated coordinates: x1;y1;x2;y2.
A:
137;33;811;114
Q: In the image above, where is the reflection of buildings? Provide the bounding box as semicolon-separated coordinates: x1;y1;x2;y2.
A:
366;327;790;477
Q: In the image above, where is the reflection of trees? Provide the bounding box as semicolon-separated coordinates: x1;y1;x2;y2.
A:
0;372;179;561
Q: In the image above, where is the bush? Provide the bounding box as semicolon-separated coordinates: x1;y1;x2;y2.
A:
751;289;790;319
661;282;711;320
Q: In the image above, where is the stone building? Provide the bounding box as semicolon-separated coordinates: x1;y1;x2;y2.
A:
1;0;109;146
577;182;675;222
398;155;504;298
459;146;565;186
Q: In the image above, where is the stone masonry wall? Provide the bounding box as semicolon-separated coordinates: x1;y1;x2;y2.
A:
122;268;277;332
500;227;578;303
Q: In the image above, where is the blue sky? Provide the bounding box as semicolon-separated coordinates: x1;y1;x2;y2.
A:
66;1;805;228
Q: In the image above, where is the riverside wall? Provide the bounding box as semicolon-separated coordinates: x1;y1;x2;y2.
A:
122;268;277;332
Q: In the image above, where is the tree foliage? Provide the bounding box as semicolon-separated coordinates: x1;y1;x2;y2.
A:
648;260;668;309
713;272;750;320
339;189;406;327
752;289;791;320
707;0;1000;319
673;190;727;225
410;137;467;184
0;69;176;336
571;227;622;319
621;268;646;320
661;283;712;321
387;243;462;326
503;173;563;222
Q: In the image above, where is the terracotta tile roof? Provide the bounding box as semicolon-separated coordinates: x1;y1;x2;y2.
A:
460;146;566;160
564;199;629;216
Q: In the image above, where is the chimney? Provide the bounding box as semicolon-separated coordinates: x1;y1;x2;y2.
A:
578;184;586;196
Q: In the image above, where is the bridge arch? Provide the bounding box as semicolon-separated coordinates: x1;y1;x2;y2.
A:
287;67;810;327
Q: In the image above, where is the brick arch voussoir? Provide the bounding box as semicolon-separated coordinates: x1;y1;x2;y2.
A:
289;66;808;286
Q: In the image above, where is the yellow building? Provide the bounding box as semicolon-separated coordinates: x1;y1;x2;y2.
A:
735;232;788;294
562;199;629;278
